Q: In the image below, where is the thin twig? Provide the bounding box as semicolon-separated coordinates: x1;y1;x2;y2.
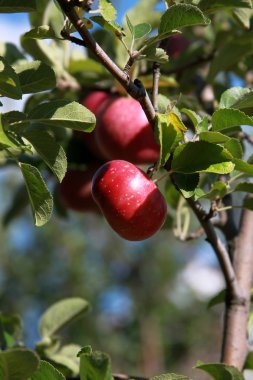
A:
152;62;161;112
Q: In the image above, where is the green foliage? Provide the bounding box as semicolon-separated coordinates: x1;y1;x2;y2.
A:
78;346;113;380
28;361;66;380
0;349;40;380
195;362;244;380
0;0;37;13
0;57;22;99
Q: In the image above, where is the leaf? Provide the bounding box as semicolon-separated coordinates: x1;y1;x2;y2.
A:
158;4;210;34
22;25;61;40
142;47;169;64
23;129;67;182
20;163;53;227
212;108;253;131
198;0;252;14
207;289;226;308
0;0;37;12
151;374;193;380
0;57;22;99
243;197;253;210
50;344;81;377
173;173;200;198
235;182;253;193
0;114;18;149
25;101;95;132
233;158;253;175
223;138;243;159
28;360;65;380
233;7;252;29
181;108;201;130
126;14;134;35
201;181;229;200
78;346;113;380
172;141;235;174
99;0;116;22
199;131;230;143
219;87;250;109
133;23;151;39
90;16;125;38
39;298;90;339
0;313;22;348
0;42;25;65
0;348;39;380
3;184;29;227
13;60;56;94
195;361;244;380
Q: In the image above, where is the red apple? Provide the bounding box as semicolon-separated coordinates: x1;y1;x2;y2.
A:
76;91;114;160
91;160;167;241
58;166;99;212
95;97;160;164
162;34;190;59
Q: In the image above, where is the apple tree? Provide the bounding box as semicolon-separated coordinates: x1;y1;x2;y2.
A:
1;0;253;379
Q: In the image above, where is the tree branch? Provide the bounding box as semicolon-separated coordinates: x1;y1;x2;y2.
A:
57;0;156;126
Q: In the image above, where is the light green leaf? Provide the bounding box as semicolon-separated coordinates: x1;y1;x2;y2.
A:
142;47;169;64
22;25;61;40
78;346;113;380
0;114;18;149
20;163;53;227
39;298;90;339
233;158;253;175
199;131;230;143
219;87;250;109
126;14;134;35
198;0;252;14
158;4;210;34
23;129;67;182
172;141;235;174
20;101;95;132
201;181;229;200
90;16;125;38
0;56;22;99
0;0;37;12
235;182;253;192
212;108;253;131
99;0;117;22
133;23;151;39
195;361;244;380
0;349;39;380
233;7;252;29
28;360;65;380
224;138;243;159
50;344;81;377
13;60;56;94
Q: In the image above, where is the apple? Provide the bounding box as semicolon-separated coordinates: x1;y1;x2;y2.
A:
95;97;160;164
58;166;99;213
91;160;167;241
162;34;190;59
76;91;114;160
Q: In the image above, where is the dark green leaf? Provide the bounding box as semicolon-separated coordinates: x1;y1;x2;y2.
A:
243;197;253;210
39;298;90;339
173;173;200;198
207;289;226;308
28;360;65;380
181;108;201;130
20;163;53;227
195;361;244;380
0;42;25;65
0;0;37;12
165;181;180;209
0;57;22;99
172;141;234;174
198;0;252;14
3;184;29;227
158;4;210;34
235;182;253;192
78;346;113;380
14;60;56;94
0;349;39;380
23;25;61;40
23;129;67;182
0;114;19;149
212;108;253;131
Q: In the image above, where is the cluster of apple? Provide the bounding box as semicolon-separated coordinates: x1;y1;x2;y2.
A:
58;91;167;241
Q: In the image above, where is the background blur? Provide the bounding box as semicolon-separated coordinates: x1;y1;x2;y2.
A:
0;1;225;379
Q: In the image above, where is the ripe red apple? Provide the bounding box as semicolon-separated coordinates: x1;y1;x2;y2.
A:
91;160;167;241
162;34;190;59
58;166;99;213
95;97;160;164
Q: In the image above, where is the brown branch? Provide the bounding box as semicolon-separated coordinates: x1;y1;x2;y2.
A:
57;0;156;126
152;62;161;112
221;206;253;369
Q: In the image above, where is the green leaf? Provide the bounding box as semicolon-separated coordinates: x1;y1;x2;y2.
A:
181;108;201;130
50;344;81;377
0;349;39;380
243;197;253;210
224;138;243;159
0;114;18;149
151;374;193;380
90;16;125;38
158;4;210;34
99;0;117;22
201;181;229;200
233;7;252;29
0;42;25;65
133;23;151;39
199;131;230;143
20;163;53;227
13;60;56;94
78;346;113;380
25;101;95;132
39;298;90;339
3;184;29;227
207;289;226;308
195;362;244;380
142;47;169;64
233;158;253;175
196;116;209;133
0;57;22;99
198;0;252;14
219;87;250;109
28;360;65;380
172;141;234;174
173;173;200;198
235;182;253;192
165;181;180;209
0;0;37;12
23;129;67;182
0;313;22;348
23;25;61;40
212;108;253;131
126;14;134;35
